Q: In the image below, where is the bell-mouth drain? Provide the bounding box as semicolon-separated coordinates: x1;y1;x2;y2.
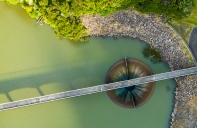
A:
105;58;155;108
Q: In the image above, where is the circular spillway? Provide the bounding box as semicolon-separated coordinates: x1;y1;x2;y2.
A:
105;58;155;108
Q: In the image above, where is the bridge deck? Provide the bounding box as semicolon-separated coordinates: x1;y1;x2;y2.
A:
0;67;196;111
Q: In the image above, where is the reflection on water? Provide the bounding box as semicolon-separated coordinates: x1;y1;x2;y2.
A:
0;2;176;128
0;59;105;102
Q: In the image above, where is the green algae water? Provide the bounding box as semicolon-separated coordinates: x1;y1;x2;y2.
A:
0;2;176;128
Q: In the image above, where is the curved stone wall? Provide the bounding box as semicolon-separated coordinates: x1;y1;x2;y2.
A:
80;9;197;127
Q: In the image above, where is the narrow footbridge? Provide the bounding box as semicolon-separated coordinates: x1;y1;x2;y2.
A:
0;67;197;111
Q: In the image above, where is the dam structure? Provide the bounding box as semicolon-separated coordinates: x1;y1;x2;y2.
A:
0;67;197;111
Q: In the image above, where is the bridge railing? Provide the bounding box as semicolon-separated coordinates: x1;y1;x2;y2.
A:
0;67;196;111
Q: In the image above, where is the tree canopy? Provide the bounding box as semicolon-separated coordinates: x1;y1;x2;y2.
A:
4;0;194;41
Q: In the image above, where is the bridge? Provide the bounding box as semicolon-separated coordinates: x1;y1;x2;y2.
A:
0;67;197;111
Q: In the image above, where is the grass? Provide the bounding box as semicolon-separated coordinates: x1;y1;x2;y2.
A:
167;0;197;44
164;22;195;65
168;20;193;44
182;0;197;26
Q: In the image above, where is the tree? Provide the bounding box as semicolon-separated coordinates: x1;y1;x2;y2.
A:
5;0;194;41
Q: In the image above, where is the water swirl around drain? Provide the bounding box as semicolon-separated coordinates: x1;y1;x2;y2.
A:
105;58;155;108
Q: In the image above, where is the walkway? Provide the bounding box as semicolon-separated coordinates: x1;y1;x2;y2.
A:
0;67;196;111
189;27;197;63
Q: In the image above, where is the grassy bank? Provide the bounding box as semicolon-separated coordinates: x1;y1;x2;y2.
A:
167;20;193;44
183;0;197;26
167;0;197;44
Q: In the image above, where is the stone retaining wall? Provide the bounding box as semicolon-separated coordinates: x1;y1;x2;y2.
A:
80;9;197;128
166;23;197;66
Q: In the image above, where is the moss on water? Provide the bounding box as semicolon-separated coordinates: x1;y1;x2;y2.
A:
142;46;162;64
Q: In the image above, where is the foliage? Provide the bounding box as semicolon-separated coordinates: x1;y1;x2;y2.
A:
178;0;197;26
135;0;193;20
69;0;138;17
142;46;162;64
4;0;195;41
6;0;20;5
178;0;193;17
21;0;89;41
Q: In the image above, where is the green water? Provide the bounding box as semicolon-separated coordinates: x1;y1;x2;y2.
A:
0;2;176;128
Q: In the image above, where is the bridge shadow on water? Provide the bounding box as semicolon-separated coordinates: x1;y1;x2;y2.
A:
0;64;104;103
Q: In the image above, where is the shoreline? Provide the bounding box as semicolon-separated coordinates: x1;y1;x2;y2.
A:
80;9;197;127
